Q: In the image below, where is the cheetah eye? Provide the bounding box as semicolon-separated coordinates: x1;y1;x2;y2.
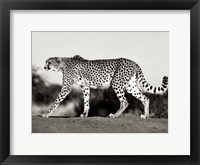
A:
48;61;51;64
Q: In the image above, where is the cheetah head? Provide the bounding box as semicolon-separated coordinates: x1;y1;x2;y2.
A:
44;57;63;72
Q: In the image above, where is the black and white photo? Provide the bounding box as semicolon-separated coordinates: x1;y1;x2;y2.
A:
32;31;168;133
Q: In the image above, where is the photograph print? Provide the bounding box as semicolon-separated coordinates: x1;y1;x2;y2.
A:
32;31;168;133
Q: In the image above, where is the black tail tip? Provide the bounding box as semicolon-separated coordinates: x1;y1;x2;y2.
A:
162;76;168;87
163;76;168;80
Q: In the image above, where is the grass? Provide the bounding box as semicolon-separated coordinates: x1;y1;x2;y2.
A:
32;116;168;133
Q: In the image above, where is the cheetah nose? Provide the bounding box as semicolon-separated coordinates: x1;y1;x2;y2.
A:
44;66;46;69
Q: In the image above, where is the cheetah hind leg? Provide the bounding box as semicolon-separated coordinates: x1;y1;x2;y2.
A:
126;81;149;119
108;89;129;118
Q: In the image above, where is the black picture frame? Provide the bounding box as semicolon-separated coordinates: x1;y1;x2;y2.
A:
0;0;199;164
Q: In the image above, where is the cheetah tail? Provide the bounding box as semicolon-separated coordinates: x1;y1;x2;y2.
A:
137;76;168;94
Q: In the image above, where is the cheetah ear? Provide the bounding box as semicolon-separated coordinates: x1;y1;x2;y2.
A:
56;57;62;63
73;55;88;61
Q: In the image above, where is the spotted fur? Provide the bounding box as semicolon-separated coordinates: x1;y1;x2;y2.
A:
41;55;168;119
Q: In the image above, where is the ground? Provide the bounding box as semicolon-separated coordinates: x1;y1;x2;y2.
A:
32;116;168;133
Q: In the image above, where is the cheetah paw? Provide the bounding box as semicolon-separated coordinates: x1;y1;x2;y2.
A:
108;113;117;118
140;114;149;119
38;113;50;118
80;114;88;118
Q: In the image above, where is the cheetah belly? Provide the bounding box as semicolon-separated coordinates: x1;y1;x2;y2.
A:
91;76;112;89
100;81;110;89
89;85;98;89
75;77;88;86
75;76;111;89
89;81;110;89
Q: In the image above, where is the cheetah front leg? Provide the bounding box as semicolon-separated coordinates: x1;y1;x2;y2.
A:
80;86;90;117
40;86;72;118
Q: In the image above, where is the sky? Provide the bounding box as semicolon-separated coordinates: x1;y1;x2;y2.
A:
32;31;168;87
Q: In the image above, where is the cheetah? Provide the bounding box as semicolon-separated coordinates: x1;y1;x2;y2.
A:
41;55;168;119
